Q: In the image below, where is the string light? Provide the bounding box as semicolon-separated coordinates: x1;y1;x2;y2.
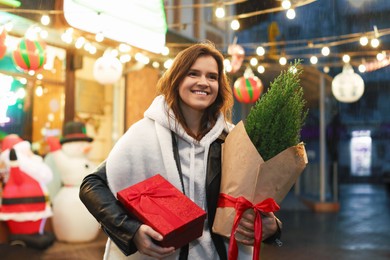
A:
286;8;296;19
358;64;366;73
359;36;368;46
342;54;350;63
250;57;258;66
279;56;287;65
377;52;385;61
282;0;292;9
321;46;330;56
231;19;240;30
310;55;318;64
95;32;104;42
256;46;265;56
370;38;380;48
0;0;387;73
215;5;225;18
40;14;50;26
257;65;265;74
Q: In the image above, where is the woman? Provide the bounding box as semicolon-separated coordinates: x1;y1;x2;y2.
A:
80;42;281;260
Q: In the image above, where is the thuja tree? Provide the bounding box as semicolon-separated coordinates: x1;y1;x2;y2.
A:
245;60;308;161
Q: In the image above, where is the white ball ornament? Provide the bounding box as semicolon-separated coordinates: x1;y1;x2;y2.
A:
332;64;365;103
93;55;123;84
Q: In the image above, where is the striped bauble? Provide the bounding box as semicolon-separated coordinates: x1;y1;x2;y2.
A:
12;38;46;71
233;75;263;103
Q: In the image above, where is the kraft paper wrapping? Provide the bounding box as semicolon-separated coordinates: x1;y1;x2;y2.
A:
212;121;308;237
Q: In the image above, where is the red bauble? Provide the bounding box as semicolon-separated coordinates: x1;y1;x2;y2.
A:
233;76;263;103
0;27;7;59
12;38;46;71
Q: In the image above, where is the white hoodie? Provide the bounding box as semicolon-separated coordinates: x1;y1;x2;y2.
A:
105;95;229;259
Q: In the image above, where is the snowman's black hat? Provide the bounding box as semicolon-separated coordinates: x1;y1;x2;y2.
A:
60;121;93;144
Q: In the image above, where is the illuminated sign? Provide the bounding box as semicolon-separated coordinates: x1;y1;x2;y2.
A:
0;74;16;124
63;0;167;53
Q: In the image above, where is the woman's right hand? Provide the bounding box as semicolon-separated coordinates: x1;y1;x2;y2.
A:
134;224;176;259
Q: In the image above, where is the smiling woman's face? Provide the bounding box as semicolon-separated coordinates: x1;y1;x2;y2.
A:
178;55;219;115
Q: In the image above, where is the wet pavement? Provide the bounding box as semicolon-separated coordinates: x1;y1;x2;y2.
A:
0;183;389;259
262;183;390;260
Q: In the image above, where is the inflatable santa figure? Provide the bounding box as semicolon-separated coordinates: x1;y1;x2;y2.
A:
46;121;99;242
0;134;54;249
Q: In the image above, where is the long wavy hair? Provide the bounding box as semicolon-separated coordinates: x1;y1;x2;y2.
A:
157;42;233;140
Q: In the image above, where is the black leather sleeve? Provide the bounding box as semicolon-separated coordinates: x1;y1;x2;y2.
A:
79;161;141;256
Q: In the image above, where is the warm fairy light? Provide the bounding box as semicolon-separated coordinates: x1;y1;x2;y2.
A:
279;57;287;65
323;66;330;73
371;38;380;48
282;0;291;9
310;55;318;64
110;49;119;57
161;46;170;56
75;37;85;49
360;36;368;46
342;54;350;63
41;15;50;26
164;59;173;69
119;54;131;63
321;46;330;56
119;43;131;52
95;32;104;42
231;19;240;30
286;9;296;19
358;64;366;73
256;46;265;56
35;86;43;97
215;6;225;18
61;28;74;44
250;57;258;66
89;45;97;54
257;65;265;74
376;52;385;61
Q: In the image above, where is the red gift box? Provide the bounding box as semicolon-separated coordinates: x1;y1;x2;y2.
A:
117;174;207;249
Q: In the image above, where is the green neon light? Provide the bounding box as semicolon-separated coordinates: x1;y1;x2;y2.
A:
0;0;21;8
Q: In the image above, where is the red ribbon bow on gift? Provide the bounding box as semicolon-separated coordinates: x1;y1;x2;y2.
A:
127;184;185;229
217;193;280;260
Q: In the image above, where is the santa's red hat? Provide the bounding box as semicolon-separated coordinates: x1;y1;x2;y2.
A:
2;134;23;151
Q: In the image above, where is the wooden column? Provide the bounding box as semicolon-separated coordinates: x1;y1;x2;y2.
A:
64;51;76;124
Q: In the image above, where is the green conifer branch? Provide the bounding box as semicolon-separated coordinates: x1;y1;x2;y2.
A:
245;60;308;161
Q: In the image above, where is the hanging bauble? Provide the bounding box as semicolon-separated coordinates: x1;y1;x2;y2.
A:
233;68;263;103
332;64;364;103
0;27;7;59
12;38;46;71
228;43;245;73
93;55;123;85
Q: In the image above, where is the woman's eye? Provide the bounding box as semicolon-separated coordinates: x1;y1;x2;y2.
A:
209;74;218;80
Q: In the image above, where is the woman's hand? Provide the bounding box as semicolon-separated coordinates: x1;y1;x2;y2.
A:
133;224;176;259
234;209;278;246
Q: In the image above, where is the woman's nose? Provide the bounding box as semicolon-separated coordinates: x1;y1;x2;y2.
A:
198;75;209;86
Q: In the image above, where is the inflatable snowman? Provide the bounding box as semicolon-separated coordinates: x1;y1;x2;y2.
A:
46;121;99;242
0;134;55;249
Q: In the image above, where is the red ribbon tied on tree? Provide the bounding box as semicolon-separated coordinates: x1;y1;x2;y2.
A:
126;184;185;229
217;193;280;260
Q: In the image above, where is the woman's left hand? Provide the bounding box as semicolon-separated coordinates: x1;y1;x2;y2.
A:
234;209;278;246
